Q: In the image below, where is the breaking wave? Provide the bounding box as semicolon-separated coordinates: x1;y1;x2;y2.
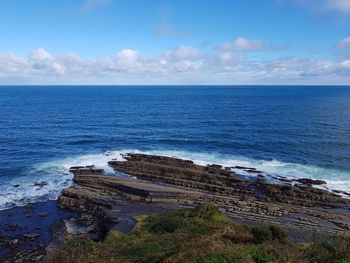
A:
0;149;349;210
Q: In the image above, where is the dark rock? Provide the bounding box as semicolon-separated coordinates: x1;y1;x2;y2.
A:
25;212;33;218
25;203;33;209
70;166;85;170
208;164;222;169
333;190;350;196
24;233;40;239
39;212;49;217
10;238;19;246
8;224;20;231
34;181;48;188
233;165;253;170
294;178;327;185
13;184;20;188
244;169;262;174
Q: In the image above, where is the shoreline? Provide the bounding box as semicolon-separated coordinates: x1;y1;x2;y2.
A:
61;153;350;239
2;149;350;212
1;152;350;262
0;200;75;262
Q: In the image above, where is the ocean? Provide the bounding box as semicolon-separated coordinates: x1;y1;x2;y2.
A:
0;86;350;210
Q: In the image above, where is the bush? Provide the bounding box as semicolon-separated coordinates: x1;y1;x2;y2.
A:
268;225;287;240
249;249;273;263
200;251;243;263
150;217;183;233
146;204;228;235
190;203;223;220
222;231;254;244
251;225;287;243
305;237;350;263
251;227;272;243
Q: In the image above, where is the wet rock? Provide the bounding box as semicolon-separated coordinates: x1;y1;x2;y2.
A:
8;224;20;231
24;233;40;240
244;169;262;174
25;212;33;218
10;238;20;246
70;166;85;170
25;203;33;209
294;178;327;185
233;165;252;169
208;164;222;169
38;212;49;217
70;167;104;175
33;181;48;188
333;190;350;196
277;177;293;183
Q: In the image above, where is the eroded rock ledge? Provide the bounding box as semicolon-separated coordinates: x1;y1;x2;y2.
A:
59;153;350;242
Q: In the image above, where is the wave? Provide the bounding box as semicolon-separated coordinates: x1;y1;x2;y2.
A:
0;149;349;210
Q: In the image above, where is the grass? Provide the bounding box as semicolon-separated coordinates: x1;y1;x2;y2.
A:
44;204;350;263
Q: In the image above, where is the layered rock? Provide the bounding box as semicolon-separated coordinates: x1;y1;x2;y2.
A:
59;153;350;242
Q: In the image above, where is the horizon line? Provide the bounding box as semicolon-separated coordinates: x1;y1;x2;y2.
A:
1;84;350;87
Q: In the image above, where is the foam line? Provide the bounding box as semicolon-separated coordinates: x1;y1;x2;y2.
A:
0;149;349;210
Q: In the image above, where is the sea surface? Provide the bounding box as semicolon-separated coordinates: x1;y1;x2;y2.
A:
0;86;350;210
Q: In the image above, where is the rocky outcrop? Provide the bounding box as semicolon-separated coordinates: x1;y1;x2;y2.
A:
293;178;327;186
59;153;350;242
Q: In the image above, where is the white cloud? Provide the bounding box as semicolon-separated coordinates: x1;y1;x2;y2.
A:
221;37;264;52
1;45;350;84
116;49;139;61
164;46;201;60
82;0;111;12
218;52;235;63
30;48;63;76
31;48;53;61
0;53;29;75
337;36;350;48
51;62;66;75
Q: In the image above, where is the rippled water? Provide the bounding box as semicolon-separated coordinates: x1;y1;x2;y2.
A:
0;86;350;209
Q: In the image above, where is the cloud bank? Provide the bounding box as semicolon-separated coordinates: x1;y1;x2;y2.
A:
1;37;350;85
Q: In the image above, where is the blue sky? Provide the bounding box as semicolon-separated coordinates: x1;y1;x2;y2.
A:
0;0;350;84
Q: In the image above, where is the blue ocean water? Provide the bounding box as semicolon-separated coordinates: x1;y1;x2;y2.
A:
0;86;350;210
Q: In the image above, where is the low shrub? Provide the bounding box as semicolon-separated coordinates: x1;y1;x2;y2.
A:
43;205;350;263
305;237;350;263
146;204;229;235
251;225;287;243
249;249;273;263
199;251;243;263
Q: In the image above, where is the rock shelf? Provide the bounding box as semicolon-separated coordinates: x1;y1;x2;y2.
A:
59;153;350;242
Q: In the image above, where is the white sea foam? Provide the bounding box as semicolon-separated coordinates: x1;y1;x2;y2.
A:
1;149;349;210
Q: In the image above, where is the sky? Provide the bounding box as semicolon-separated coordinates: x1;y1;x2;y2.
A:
0;0;350;85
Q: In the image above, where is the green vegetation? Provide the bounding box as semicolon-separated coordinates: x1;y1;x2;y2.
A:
45;204;350;263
